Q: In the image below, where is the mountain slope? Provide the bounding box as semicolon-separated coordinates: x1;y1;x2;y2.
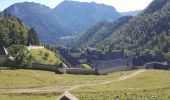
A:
71;16;133;48
3;1;121;45
97;0;170;54
52;1;121;34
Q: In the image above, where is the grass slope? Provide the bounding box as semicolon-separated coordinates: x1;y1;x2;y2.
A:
30;48;61;65
81;64;93;69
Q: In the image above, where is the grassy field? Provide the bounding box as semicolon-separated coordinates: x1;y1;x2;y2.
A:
0;69;170;100
81;64;93;69
72;70;170;99
30;48;61;65
0;68;134;88
0;93;57;100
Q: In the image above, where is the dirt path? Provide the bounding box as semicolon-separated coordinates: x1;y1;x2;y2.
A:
0;70;146;94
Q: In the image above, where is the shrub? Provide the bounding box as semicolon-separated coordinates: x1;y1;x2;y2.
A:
7;45;33;69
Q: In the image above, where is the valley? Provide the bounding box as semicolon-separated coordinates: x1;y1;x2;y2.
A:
0;0;170;100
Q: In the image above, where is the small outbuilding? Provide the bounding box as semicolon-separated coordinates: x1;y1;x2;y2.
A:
57;91;79;100
57;62;68;74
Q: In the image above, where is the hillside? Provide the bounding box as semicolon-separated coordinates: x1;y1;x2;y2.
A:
30;48;61;65
52;1;121;34
3;1;121;45
96;0;170;54
71;16;133;48
0;15;38;47
3;2;68;45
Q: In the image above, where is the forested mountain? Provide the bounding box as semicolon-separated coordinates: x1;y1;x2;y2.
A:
52;1;121;34
3;1;121;45
0;14;39;47
3;2;69;45
71;16;133;48
121;10;141;16
97;0;170;54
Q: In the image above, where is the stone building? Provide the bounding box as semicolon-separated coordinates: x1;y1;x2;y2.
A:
0;46;7;64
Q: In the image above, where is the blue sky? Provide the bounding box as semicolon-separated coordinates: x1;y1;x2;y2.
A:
0;0;153;12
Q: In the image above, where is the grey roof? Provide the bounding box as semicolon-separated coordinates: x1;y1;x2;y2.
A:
58;62;68;68
70;53;82;58
57;91;79;100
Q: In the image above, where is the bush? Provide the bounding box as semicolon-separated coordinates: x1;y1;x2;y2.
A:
7;45;33;69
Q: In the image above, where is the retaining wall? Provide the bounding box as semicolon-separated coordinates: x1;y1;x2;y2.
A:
31;64;61;73
32;64;96;74
66;68;96;74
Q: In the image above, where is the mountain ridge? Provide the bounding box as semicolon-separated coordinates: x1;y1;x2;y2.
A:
3;1;121;45
71;16;133;48
73;0;170;55
97;0;170;54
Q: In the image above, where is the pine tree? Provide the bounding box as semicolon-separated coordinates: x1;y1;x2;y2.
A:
28;28;39;45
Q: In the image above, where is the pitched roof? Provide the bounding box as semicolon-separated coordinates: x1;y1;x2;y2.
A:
58;62;68;68
57;91;79;100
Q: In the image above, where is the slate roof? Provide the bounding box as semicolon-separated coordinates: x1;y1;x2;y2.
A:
58;62;68;68
57;91;79;100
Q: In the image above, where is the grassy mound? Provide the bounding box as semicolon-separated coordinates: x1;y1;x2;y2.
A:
30;48;61;65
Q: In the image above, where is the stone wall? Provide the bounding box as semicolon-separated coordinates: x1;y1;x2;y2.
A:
66;68;96;74
27;45;44;50
144;62;169;70
32;64;96;74
31;64;62;73
93;59;132;75
0;55;6;64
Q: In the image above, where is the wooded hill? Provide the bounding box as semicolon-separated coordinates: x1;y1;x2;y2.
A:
71;16;133;48
0;14;39;47
3;1;121;45
73;0;170;55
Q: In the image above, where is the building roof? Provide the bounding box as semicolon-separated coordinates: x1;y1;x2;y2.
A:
57;91;79;100
58;62;68;68
70;53;82;58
